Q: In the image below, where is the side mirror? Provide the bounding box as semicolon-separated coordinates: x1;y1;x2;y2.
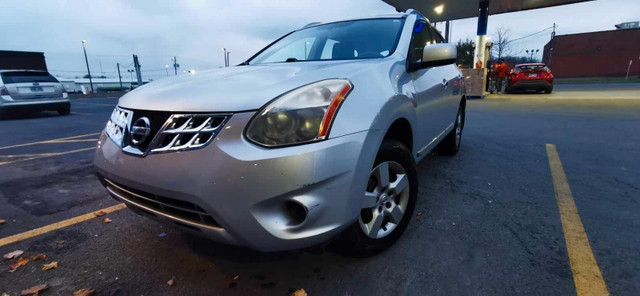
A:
410;43;457;71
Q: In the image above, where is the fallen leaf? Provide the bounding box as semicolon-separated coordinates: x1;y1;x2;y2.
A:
0;219;6;224
56;240;66;245
3;292;9;296
94;211;107;217
102;218;112;224
3;250;24;260
73;288;95;296
10;257;29;272
32;254;47;261
167;278;175;287
21;284;48;296
233;275;239;280
291;289;308;296
42;261;58;271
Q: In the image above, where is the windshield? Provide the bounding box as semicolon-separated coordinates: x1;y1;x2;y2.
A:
249;18;404;64
1;71;59;84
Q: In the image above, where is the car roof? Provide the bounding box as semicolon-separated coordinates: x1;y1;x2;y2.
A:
515;63;546;67
301;11;412;29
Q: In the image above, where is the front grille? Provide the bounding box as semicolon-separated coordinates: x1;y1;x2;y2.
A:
102;177;221;229
118;107;231;157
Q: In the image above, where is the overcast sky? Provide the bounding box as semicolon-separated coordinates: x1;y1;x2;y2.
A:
1;0;638;80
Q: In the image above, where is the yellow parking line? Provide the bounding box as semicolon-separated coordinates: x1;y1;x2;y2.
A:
0;203;126;248
0;147;96;166
0;132;100;150
546;144;609;296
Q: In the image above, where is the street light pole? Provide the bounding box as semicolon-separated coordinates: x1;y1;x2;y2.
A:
165;65;169;77
81;40;94;93
226;51;231;67
222;48;227;67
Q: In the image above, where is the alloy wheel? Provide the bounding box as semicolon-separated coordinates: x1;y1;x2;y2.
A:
359;161;410;239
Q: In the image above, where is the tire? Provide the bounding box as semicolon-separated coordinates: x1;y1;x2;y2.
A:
544;87;553;94
336;139;418;257
57;103;70;116
437;103;465;156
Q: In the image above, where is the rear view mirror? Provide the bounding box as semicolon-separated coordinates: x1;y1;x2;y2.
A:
420;43;457;68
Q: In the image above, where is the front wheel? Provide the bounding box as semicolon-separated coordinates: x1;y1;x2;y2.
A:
336;140;417;257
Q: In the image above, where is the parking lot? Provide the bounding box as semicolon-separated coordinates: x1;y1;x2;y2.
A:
0;83;639;295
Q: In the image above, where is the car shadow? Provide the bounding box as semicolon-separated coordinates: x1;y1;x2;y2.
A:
0;110;62;120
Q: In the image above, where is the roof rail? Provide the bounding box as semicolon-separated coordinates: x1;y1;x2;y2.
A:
302;22;322;29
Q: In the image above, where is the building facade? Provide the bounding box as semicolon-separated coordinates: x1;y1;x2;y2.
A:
542;28;640;78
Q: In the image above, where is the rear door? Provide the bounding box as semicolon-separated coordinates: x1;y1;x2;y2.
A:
1;71;63;100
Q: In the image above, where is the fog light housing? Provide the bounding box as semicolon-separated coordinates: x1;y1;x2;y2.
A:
283;200;308;226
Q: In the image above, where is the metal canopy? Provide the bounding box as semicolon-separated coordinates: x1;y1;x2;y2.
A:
383;0;592;22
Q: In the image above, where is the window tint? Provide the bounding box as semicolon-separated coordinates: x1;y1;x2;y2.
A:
1;71;59;84
409;21;434;63
250;19;404;64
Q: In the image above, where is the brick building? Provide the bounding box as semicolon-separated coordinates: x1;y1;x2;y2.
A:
542;28;640;78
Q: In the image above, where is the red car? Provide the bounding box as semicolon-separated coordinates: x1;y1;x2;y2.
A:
506;63;554;94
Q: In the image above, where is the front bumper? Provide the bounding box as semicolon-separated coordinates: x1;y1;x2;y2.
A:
94;111;379;251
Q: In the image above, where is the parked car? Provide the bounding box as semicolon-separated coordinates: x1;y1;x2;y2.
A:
0;70;70;115
94;10;465;256
506;63;554;93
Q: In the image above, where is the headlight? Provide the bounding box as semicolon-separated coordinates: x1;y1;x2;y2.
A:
245;79;352;147
105;106;130;147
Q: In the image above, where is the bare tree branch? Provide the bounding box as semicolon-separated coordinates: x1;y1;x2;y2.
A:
491;26;512;61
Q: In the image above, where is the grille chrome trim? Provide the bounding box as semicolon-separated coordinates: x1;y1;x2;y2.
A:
115;108;231;157
102;178;222;229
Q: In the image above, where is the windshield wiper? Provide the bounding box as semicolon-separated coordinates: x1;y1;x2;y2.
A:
285;58;299;63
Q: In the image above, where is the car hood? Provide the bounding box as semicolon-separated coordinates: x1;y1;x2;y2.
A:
118;60;380;112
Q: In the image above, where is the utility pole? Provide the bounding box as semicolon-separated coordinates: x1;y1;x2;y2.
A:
133;54;142;86
81;40;94;93
117;63;123;90
172;56;179;75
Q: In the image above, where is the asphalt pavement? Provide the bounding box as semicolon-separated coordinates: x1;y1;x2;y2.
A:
0;83;639;296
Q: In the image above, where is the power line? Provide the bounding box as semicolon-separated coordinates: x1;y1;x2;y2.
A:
510;26;554;43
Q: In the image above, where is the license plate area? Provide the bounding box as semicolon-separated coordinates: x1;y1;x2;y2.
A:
30;86;43;92
528;73;538;78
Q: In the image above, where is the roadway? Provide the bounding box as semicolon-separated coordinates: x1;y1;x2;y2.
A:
0;83;639;295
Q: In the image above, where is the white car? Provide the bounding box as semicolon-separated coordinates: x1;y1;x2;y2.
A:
0;70;70;115
95;10;465;256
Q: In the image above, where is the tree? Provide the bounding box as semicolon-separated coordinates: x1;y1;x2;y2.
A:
455;39;474;67
491;26;513;61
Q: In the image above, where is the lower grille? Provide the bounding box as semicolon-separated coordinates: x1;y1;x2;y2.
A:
101;177;221;229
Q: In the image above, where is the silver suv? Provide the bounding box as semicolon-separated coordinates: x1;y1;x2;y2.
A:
0;70;70;115
95;10;465;256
